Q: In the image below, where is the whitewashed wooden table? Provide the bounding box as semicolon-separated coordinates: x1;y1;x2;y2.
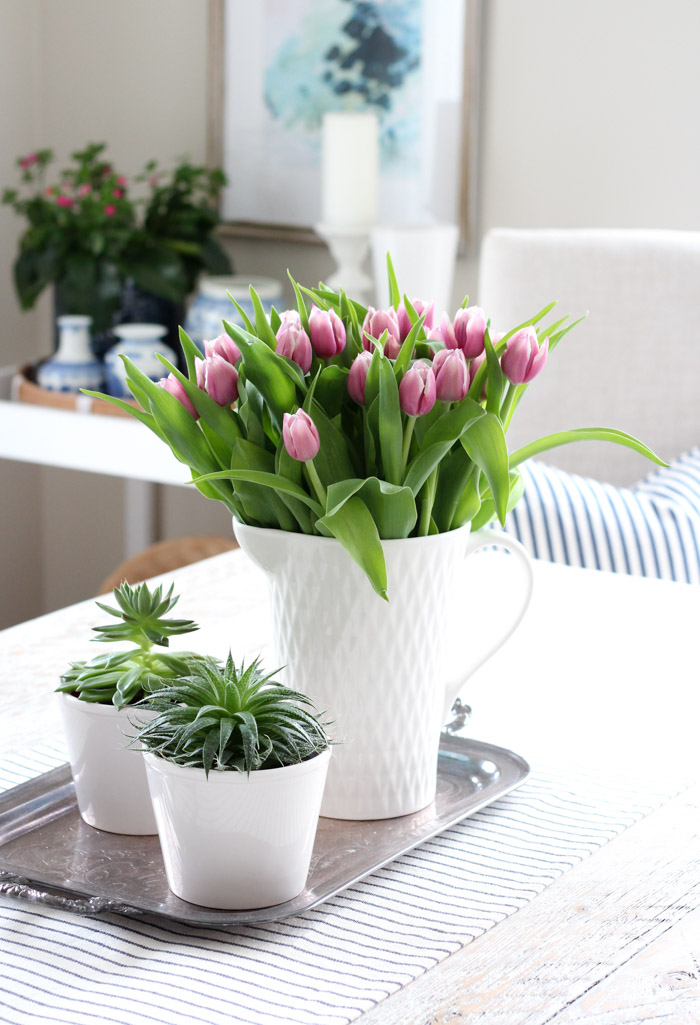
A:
1;548;698;1024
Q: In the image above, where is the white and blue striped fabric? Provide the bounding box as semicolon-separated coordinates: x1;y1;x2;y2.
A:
505;449;700;583
0;745;683;1025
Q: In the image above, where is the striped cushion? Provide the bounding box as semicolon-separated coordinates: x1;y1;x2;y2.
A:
503;449;700;584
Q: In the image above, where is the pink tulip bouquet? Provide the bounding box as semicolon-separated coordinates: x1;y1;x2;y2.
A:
92;257;663;599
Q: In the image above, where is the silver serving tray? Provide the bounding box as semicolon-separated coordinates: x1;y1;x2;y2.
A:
0;733;529;926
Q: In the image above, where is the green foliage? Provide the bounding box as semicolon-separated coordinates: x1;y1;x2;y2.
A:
56;581;201;709
134;654;330;775
92;256;666;601
2;143;230;330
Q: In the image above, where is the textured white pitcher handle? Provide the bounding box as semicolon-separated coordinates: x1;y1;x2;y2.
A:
443;528;534;722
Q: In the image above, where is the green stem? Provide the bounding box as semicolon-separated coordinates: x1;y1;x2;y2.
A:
305;459;327;508
418;467;438;536
401;416;416;479
499;383;518;430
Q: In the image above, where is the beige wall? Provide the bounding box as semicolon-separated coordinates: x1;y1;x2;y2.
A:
1;0;699;626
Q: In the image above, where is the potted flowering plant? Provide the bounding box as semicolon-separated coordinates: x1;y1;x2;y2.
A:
2;142;230;337
90;257;664;820
56;580;201;834
136;654;331;909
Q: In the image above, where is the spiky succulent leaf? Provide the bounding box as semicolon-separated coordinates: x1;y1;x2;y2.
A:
56;580;201;709
135;655;331;775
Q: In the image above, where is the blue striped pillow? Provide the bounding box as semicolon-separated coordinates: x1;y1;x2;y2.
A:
503;450;700;584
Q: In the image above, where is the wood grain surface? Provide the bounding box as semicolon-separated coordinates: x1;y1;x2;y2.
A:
359;783;700;1024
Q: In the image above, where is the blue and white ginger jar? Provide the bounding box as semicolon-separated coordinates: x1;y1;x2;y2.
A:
104;323;177;398
37;315;104;393
184;275;283;350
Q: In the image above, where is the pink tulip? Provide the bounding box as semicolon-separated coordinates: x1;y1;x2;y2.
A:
204;332;241;366
362;306;401;359
56;195;74;208
196;354;239;406
283;410;320;462
399;362;436;417
104;204;116;216
308;305;346;358
396;299;436;341
347;351;373;405
275;312;312;374
501;326;549;384
432;348;470;402
158;373;198;418
442;306;487;358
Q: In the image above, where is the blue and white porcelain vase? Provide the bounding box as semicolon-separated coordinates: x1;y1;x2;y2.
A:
104;323;177;398
184;275;283;350
37;315;104;393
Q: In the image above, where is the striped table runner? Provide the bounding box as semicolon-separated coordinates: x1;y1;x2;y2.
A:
0;745;684;1025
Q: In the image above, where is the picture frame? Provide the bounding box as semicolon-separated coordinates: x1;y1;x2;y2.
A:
207;0;482;250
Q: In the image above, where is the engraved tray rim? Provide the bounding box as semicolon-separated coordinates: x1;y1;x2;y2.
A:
0;733;530;927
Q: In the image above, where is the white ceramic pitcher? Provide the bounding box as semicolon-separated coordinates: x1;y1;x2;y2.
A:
234;522;533;820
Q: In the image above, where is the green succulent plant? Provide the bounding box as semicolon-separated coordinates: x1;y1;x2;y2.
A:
135;654;331;775
57;581;201;709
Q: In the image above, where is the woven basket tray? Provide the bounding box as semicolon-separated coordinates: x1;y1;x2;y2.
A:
13;364;136;418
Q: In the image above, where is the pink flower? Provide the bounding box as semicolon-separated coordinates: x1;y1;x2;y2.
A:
396;299;436;341
20;153;38;169
204;332;241;366
362;307;401;359
196;354;239;406
77;184;92;197
104;204;116;216
399;362;437;417
469;351;487;399
56;195;74;208
158;374;198;418
45;187;55;197
441;306;487;359
116;175;127;187
432;348;470;402
501;327;549;384
148;175;160;187
275;312;312;374
308;305;346;358
347;351;373;405
283;409;320;462
112;188;124;199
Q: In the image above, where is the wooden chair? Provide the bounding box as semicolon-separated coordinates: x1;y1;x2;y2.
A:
99;535;238;594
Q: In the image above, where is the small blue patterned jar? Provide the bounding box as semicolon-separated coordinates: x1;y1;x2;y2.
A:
37;315;104;393
104;323;177;398
184;275;283;350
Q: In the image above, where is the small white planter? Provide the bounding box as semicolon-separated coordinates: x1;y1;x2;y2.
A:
57;693;157;835
144;748;331;909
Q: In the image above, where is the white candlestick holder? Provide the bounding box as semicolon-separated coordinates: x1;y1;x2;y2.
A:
315;224;374;306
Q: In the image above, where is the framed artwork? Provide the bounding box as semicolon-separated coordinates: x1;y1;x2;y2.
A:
207;0;482;248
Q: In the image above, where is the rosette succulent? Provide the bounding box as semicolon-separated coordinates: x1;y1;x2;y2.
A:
56;581;201;709
134;654;331;775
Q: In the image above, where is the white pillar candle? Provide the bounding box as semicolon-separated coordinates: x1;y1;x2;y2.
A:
321;111;379;228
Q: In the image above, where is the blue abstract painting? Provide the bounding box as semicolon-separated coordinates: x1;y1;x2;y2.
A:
264;0;422;165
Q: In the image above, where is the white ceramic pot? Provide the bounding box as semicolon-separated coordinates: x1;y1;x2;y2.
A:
144;748;331;909
234;523;533;820
57;693;157;834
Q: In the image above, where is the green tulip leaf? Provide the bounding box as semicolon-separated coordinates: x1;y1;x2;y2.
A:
510;428;667;469
249;285;278;348
325;477;417;538
386;252;401;308
378;355;402;485
317;495;388;600
461;411;510;525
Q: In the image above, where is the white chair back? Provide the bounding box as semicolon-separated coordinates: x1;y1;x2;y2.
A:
478;228;700;484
